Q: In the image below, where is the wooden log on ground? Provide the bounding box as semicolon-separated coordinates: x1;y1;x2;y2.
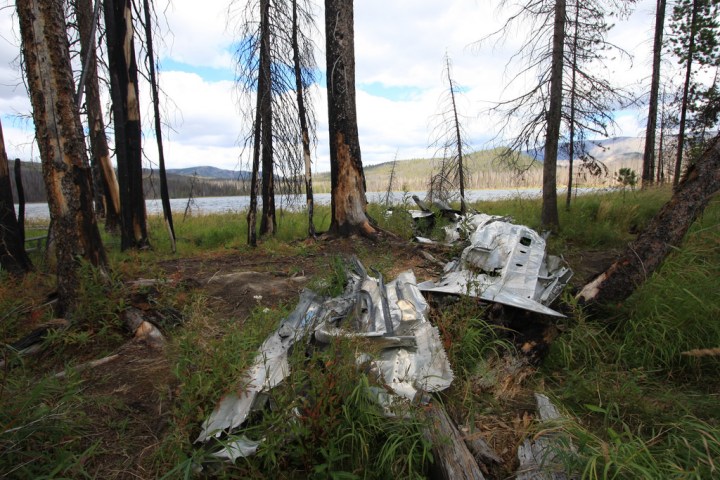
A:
463;431;503;466
423;402;486;480
578;135;720;311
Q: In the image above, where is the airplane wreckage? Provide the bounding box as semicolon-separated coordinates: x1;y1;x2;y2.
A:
197;207;573;463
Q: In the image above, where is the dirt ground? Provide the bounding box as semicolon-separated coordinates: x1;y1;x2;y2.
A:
64;234;618;478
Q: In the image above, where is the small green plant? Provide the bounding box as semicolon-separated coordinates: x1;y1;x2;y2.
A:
616;167;638;202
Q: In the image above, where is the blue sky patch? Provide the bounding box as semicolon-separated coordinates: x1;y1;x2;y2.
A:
161;59;235;82
358;82;425;101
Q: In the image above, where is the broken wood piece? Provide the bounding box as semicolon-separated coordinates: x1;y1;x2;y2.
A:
54;353;121;378
122;306;165;347
423;402;486;480
418;249;445;267
462;431;503;466
0;319;69;368
681;347;720;357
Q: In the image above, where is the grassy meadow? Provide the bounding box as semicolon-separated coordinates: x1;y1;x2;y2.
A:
1;187;718;478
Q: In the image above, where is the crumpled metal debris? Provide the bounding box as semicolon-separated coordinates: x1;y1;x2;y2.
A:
516;393;578;480
197;259;454;459
417;214;572;317
315;261;453;401
196;290;323;443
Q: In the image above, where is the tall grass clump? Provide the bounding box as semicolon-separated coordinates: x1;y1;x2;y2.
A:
550;414;720;479
558;187;671;249
0;370;101;478
541;197;720;478
613;196;720;375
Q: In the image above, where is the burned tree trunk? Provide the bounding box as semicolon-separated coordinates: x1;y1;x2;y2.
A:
642;0;666;188
292;0;315;238
247;0;271;247
76;0;121;232
104;0;149;250
16;0;106;311
541;0;566;230
14;158;26;244
142;0;176;252
447;62;467;214
0;120;32;275
673;0;700;187
258;0;275;237
325;0;374;236
578;135;720;309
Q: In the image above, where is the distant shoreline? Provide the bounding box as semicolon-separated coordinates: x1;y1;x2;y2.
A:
17;186;610;221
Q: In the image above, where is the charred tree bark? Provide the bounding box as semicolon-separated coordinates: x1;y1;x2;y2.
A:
14;158;26;244
16;0;106;311
292;0;315;238
541;0;566;231
76;0;121;232
325;0;374;236
104;0;149;250
578;135;720;309
566;0;580;210
642;0;666;188
247;107;262;247
258;0;275;237
674;0;699;187
247;0;271;247
142;0;175;252
0;120;32;275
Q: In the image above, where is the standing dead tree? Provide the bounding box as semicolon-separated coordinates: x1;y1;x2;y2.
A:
0;119;32;275
562;0;632;208
383;150;399;207
103;0;150;250
73;0;121;232
477;0;566;230
578;134;720;309
140;0;176;252
233;0;318;242
428;53;470;214
16;0;107;313
291;0;318;238
325;0;375;236
479;0;631;228
642;0;667;188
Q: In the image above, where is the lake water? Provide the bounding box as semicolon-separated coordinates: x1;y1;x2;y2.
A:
19;187;594;221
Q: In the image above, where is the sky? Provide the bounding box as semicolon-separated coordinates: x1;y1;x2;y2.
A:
0;0;662;173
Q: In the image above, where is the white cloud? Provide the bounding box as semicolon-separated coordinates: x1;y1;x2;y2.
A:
1;0;681;174
155;0;235;69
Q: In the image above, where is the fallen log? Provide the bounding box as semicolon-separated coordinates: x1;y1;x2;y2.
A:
578;135;720;310
423;402;486;480
463;431;503;466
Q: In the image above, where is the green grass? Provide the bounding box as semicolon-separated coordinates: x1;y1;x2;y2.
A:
539;196;720;479
3;186;718;478
0;366;102;478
